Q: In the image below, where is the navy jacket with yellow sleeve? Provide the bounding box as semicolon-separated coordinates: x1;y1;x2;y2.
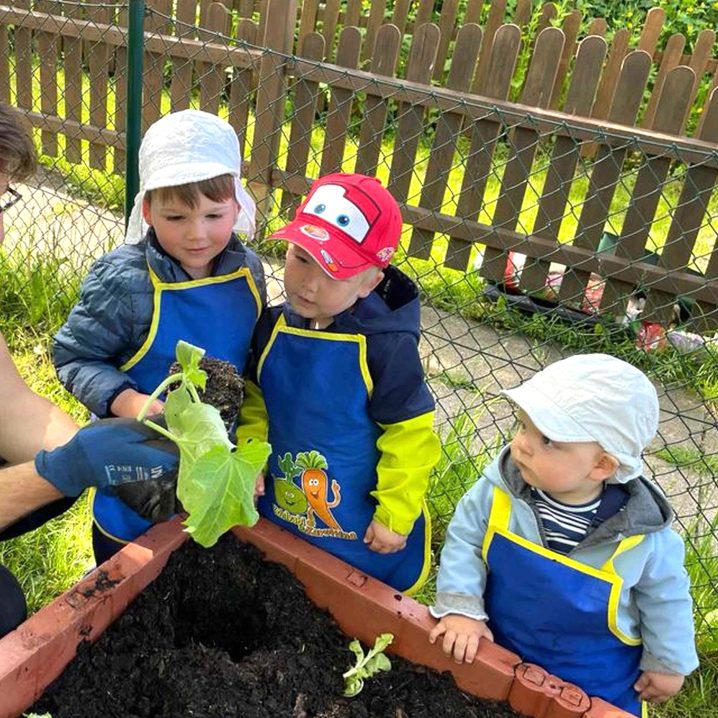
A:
238;265;440;538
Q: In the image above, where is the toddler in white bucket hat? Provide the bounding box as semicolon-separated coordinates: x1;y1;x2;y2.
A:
54;109;266;564
429;353;697;716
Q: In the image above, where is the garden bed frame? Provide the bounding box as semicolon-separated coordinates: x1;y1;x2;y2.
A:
0;518;632;718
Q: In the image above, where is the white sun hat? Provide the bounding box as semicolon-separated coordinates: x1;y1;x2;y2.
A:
125;109;256;244
503;353;660;483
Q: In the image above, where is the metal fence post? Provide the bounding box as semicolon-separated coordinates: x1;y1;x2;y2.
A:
125;0;145;229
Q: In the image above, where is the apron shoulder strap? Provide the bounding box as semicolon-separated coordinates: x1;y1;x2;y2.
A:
488;486;512;530
481;486;512;559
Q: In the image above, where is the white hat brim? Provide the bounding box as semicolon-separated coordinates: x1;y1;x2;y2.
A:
503;383;596;444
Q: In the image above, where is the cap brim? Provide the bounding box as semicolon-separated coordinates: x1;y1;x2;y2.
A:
268;219;375;280
503;383;595;444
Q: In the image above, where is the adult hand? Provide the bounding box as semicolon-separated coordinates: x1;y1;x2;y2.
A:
428;614;493;664
35;418;179;504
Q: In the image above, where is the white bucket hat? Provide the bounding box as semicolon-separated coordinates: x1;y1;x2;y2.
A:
503;353;659;483
125;109;256;244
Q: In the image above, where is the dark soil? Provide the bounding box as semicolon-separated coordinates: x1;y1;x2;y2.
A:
169;356;244;430
31;537;524;718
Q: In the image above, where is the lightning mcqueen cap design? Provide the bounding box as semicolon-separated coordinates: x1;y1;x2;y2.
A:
268;173;403;279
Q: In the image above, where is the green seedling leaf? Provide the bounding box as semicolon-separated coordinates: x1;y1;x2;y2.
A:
342;633;393;697
176;339;207;390
178;438;270;547
364;651;391;674
349;638;365;664
138;340;271;548
344;675;363;697
163;378;193;427
169;400;232;461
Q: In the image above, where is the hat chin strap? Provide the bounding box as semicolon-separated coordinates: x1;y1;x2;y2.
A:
125;190;145;245
233;178;256;237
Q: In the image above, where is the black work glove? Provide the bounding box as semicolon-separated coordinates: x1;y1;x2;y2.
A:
107;415;180;522
35;418;179;521
112;474;180;523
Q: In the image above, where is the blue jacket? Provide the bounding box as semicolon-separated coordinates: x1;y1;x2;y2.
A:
54;230;266;417
431;447;700;677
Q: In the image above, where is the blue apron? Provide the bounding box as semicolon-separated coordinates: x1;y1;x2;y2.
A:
92;266;261;544
483;487;646;716
256;316;430;593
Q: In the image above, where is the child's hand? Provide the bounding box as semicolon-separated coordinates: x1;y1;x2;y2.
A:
634;671;684;703
428;614;493;664
111;389;164;418
254;472;265;500
363;520;407;553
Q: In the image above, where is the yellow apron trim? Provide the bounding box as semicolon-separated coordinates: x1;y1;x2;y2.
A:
257;314;374;395
120;266;259;373
150;266;257;294
256;313;286;379
483;485;642;647
601;534;645;573
603;534;645;646
482;484;511;559
402;500;432;596
90;488;130;546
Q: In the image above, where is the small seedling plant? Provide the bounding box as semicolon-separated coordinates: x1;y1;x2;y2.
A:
138;340;271;548
343;633;394;697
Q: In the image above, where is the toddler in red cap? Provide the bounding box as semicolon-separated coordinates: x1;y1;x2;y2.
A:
238;173;440;593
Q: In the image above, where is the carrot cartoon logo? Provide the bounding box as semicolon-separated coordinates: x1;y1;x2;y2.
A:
271;450;357;540
296;450;341;530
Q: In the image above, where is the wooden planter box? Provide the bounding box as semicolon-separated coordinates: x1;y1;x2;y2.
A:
0;518;632;718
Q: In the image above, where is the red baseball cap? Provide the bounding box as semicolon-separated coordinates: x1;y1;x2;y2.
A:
268;173;402;280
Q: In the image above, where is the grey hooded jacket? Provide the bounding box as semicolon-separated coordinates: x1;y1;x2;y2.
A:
431;446;699;676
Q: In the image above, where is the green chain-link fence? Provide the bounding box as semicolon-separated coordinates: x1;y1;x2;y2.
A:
1;0;717;647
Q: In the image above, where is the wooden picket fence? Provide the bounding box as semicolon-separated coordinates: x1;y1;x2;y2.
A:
1;0;717;330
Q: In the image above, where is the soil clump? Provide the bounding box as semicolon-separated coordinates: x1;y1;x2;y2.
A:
169;356;244;430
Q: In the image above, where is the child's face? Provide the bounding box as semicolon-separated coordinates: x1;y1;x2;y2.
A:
142;193;239;279
510;410;614;504
283;244;383;329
